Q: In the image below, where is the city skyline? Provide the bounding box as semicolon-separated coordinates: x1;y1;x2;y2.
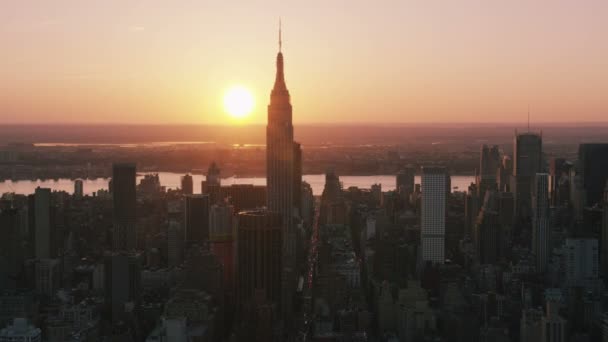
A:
2;1;608;125
3;3;608;341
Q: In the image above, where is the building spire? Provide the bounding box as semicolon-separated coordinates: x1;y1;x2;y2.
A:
279;18;282;52
272;19;287;93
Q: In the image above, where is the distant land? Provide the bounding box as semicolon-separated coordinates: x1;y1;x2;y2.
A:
1;123;608;146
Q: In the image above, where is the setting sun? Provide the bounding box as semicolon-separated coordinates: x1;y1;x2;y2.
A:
223;85;254;119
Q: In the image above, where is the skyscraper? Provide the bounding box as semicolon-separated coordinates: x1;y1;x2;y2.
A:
498;155;512;192
320;170;346;225
33;187;53;259
104;253;141;322
549;158;572;206
564;238;599;291
465;183;481;238
396;167;416;202
210;203;236;303
207;161;221;186
300;182;314;227
540;302;566;342
167;219;183;267
498;191;515;257
74;179;84;199
35;258;60;296
202;162;221;203
0;207;23;285
532;173;550;273
184;194;210;246
601;182;608;278
293;142;302;217
512;132;543;219
474;191;500;265
210;203;235;241
578;143;608;207
236;210;282;311
112;163;136;251
478;145;500;199
181;174;193;195
266;27;295;313
421;167;447;264
219;184;267;212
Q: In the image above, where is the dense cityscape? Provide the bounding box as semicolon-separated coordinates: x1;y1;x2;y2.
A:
2;3;608;340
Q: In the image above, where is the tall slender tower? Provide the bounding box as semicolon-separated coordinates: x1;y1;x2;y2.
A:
266;23;295;314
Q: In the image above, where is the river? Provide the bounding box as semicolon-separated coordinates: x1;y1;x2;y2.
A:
0;173;474;196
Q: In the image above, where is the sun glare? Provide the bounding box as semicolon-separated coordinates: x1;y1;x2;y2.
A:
223;85;254;119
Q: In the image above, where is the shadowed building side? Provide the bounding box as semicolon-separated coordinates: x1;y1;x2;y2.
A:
511;132;543;221
532;173;550;273
112;163;136;251
578;143;608;207
184;194;210;246
293;142;302;217
236;210;283;313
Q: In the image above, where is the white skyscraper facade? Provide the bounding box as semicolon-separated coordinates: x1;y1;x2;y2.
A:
421;167;447;264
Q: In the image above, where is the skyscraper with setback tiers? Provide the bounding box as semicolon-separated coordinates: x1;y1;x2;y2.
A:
266;24;298;314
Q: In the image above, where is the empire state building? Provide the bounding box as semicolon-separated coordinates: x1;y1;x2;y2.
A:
267;27;296;314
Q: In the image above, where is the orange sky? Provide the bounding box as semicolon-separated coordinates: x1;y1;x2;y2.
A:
0;0;607;124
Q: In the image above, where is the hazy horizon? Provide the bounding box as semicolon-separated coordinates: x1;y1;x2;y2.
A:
0;120;608;126
1;123;607;146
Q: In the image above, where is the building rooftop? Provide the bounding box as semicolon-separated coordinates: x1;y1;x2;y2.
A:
0;318;41;338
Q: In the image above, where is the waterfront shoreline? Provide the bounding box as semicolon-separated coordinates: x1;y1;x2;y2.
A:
0;173;475;196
